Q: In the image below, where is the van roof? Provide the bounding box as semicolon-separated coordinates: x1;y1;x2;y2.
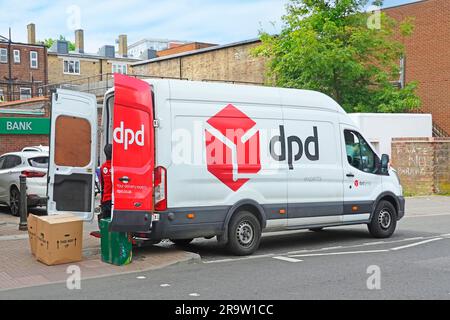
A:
106;79;346;114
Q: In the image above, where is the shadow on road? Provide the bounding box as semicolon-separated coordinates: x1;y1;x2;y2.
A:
167;226;427;259
0;204;47;217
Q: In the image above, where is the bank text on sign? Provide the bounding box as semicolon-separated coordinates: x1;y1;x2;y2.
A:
0;118;50;135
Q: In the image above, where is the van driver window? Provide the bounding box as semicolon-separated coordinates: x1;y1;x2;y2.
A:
344;130;378;174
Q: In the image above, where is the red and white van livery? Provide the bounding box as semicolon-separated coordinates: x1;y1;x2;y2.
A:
47;74;405;255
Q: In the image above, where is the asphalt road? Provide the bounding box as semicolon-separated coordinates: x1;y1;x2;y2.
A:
1;196;449;300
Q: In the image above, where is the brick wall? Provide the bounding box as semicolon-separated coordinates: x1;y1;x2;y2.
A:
0;134;49;155
391;137;450;195
47;54;137;85
131;40;267;84
385;0;450;135
0;42;47;101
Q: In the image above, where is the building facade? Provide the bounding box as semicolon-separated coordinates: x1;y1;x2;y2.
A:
131;39;267;84
385;0;450;135
0;24;48;102
47;30;139;86
45;30;140;98
128;38;187;59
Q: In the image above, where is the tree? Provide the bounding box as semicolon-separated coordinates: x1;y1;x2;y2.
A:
254;0;421;113
42;35;76;51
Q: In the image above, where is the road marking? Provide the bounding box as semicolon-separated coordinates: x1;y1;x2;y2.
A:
136;276;146;280
189;293;200;297
405;213;450;218
203;254;274;264
290;249;389;258
318;246;343;251
160;284;171;288
201;235;449;264
362;241;385;245
273;256;303;263
390;238;443;251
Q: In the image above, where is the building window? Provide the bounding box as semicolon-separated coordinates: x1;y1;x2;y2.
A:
13;50;20;63
20;87;32;100
30;51;38;68
63;59;80;74
112;63;127;74
0;48;7;63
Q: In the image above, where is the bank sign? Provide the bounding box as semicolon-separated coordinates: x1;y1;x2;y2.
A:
0;118;50;135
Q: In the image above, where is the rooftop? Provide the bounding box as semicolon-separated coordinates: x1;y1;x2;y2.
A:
133;38;261;66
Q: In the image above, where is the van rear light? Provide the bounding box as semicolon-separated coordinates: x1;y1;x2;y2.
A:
21;170;46;178
154;166;167;211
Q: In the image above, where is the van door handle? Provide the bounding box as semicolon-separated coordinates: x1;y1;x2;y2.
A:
119;176;130;183
346;173;355;178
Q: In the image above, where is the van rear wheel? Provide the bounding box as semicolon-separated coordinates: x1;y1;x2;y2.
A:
227;210;261;256
368;200;397;238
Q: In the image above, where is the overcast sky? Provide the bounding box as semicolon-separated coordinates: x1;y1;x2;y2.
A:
0;0;422;53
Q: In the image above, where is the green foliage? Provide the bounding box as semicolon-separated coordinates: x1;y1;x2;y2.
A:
42;35;76;51
254;0;421;113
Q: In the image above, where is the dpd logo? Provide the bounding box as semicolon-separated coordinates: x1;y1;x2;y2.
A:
205;104;261;191
113;121;145;151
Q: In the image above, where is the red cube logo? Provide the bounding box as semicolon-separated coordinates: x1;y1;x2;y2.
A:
205;104;261;191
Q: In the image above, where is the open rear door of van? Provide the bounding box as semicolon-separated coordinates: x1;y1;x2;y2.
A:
47;89;98;221
110;74;154;232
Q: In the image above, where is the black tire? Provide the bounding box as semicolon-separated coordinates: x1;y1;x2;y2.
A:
227;210;261;256
309;227;324;232
9;187;20;217
170;239;194;246
368;200;397;238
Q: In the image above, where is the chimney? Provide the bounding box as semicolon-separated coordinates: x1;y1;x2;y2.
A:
75;29;84;53
118;34;127;57
27;23;36;44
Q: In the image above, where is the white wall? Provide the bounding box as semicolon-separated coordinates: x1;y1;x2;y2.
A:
348;113;432;156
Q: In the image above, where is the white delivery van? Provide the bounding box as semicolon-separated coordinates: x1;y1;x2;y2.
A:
47;74;405;256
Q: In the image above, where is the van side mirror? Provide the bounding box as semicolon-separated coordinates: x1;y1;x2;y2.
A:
381;154;389;174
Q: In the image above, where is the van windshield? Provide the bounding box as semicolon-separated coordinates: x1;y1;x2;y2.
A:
344;130;379;174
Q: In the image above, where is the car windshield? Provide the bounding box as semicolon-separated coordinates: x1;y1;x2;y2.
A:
28;156;49;169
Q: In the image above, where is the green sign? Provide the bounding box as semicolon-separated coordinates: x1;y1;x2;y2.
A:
0;117;50;135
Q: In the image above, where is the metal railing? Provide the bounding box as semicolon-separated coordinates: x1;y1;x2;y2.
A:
36;73;190;99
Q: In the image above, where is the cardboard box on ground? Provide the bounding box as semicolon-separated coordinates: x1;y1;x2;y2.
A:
27;213;83;266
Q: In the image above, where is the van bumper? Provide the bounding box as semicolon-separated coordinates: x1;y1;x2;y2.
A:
397;196;405;220
139;209;226;241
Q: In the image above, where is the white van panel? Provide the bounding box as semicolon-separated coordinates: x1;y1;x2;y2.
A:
168;99;287;210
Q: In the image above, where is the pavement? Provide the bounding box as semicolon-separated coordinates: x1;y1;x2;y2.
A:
0;196;449;299
0;205;199;291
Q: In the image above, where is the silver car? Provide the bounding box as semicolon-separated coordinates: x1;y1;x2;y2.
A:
0;151;48;216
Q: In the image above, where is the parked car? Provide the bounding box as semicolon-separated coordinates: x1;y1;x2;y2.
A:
21;145;49;153
0;151;48;216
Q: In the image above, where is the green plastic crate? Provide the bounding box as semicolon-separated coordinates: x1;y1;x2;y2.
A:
100;218;132;266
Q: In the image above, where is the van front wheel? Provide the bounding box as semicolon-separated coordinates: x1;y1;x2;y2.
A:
227;211;261;256
368;200;397;238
